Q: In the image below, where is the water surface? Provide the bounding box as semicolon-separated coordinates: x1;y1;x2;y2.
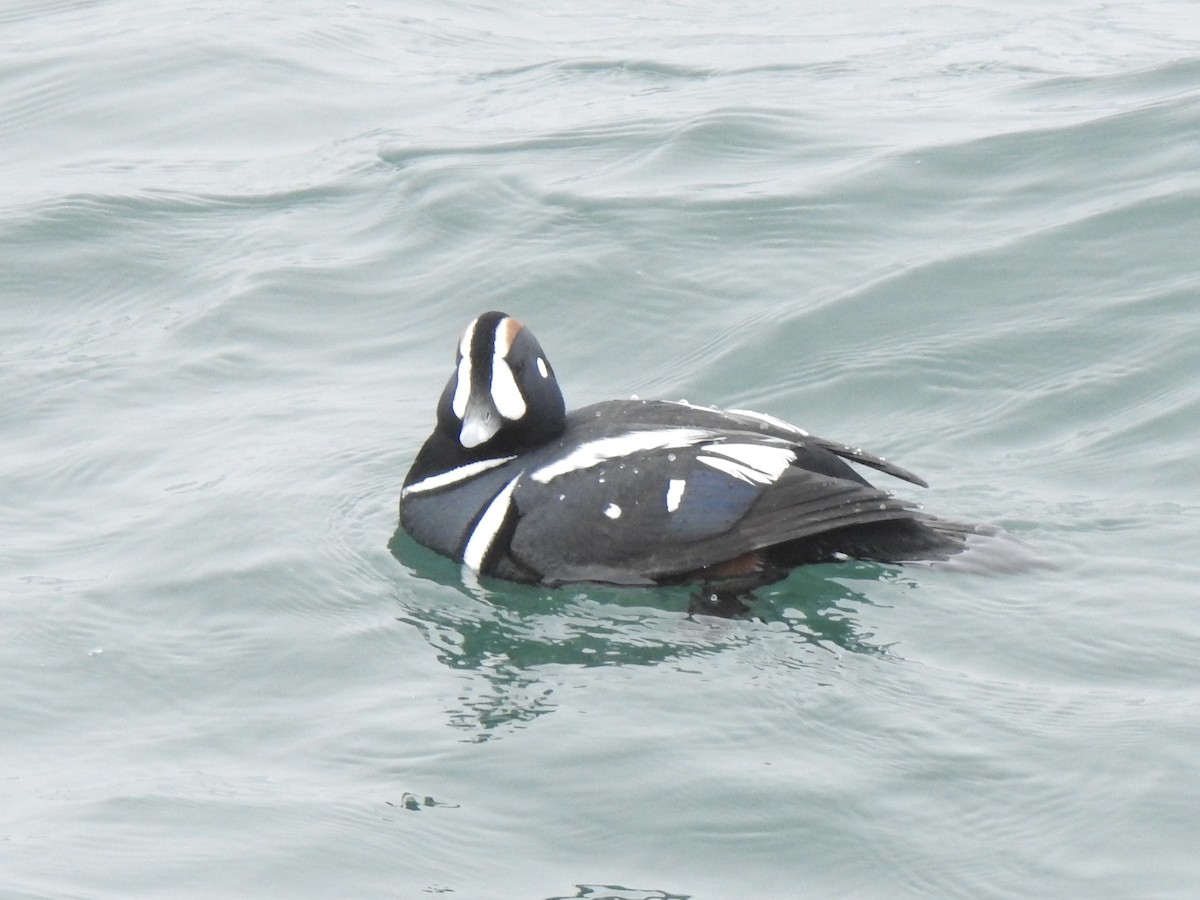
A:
4;2;1200;897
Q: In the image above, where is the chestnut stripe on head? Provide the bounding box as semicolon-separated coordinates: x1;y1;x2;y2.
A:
494;315;523;357
486;314;526;422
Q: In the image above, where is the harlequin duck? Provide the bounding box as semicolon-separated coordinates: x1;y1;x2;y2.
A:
398;311;989;610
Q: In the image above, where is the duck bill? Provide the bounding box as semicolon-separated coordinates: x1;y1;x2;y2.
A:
459;396;501;448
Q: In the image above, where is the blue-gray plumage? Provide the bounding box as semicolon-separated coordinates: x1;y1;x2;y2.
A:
398;311;1003;607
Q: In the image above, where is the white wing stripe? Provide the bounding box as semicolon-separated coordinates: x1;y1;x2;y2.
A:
531;428;713;483
726;408;809;436
703;443;795;478
697;454;772;484
697;443;795;485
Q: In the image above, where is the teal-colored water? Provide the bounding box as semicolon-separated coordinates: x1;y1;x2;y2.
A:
4;3;1200;898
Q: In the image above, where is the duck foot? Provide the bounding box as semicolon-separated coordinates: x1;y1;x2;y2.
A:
688;587;754;618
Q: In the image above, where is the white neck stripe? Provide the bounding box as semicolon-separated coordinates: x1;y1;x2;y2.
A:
402;455;517;497
462;474;522;572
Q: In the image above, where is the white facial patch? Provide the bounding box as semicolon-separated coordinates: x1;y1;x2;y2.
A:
458;317;478;358
531;429;713;483
697;442;795;485
536;357;548;378
451;355;472;419
489;356;526;420
665;478;686;512
604;503;621;519
451;317;480;419
462;474;521;572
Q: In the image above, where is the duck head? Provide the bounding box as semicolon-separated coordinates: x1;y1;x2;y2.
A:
435;311;566;454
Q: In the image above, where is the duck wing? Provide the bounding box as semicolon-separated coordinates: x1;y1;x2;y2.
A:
573;399;930;488
506;428;922;586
